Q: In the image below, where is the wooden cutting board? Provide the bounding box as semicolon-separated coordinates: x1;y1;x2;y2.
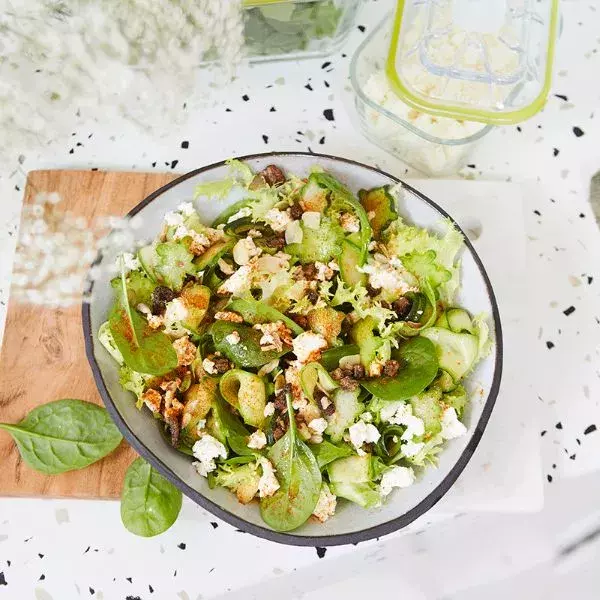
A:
0;169;177;499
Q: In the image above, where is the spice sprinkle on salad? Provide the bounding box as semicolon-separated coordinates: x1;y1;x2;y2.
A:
99;160;491;532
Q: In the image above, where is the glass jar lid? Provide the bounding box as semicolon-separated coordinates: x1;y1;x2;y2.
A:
386;0;560;124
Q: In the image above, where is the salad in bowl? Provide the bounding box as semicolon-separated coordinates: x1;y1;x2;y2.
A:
98;159;492;533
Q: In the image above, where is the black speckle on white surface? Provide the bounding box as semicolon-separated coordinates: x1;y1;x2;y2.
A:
269;106;276;112
321;61;331;70
0;572;6;585
125;596;141;600
546;341;555;349
225;108;232;112
315;547;327;558
358;25;366;32
541;430;547;437
181;140;189;149
569;454;576;460
151;161;157;168
39;574;45;580
563;306;576;316
516;126;522;132
262;134;269;144
242;94;250;102
547;474;553;483
149;584;154;593
573;126;585;137
89;586;95;595
38;553;44;559
553;148;560;157
556;422;563;430
584;424;597;435
555;94;568;101
324;80;330;88
171;160;179;169
323;109;334;121
305;83;313;91
126;577;133;583
177;543;186;550
319;136;325;144
210;522;218;529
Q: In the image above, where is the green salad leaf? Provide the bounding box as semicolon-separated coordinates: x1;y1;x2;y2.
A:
155;241;196;291
0;399;122;474
121;458;182;537
308;439;353;469
260;392;322;531
361;337;439;401
108;262;178;376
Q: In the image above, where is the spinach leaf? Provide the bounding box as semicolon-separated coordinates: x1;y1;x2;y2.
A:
120;458;182;537
0;399;122;474
210;321;290;368
226;297;304;336
308;439;353;470
213;394;254;457
108;263;178;376
361;337;439;401
260;392;322;532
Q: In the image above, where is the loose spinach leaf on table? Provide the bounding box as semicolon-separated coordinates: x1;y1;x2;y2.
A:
109;263;177;376
260;392;321;532
361;337;439;401
121;458;182;537
0;399;122;474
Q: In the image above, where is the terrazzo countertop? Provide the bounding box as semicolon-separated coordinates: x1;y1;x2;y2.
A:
1;0;599;598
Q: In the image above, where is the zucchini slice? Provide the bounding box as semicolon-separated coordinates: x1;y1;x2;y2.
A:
358;186;397;239
420;327;479;381
446;308;474;334
339;239;367;287
193;238;235;271
180;284;211;334
325;388;363;443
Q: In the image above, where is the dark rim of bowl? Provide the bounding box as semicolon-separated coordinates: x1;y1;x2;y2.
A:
82;151;503;547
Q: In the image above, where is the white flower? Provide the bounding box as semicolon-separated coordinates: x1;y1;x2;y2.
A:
192;434;227;477
441;407;467;439
380;466;415;497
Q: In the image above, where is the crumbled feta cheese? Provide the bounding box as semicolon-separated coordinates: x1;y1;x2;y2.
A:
263;402;275;417
217;258;234;275
340;212;360;233
302;211;321;229
285;219;303;244
225;331;241;345
368;360;384;378
312;483;337;523
258;457;280;498
380;401;425;441
401;440;425;458
292;331;328;364
227;206;252;223
348;421;381;454
308;417;328;435
117;252;140;273
263;208;292;232
328;260;340;272
247;229;262;238
164;211;184;226
254;321;293;352
247;430;267;450
202;358;217;375
233;236;262;266
314;261;334;281
440;407;467;439
173;225;210;247
178;202;195;216
360;253;417;296
380;466;415;496
192;434;227;477
218;264;254;296
163;298;189;337
368;240;378;251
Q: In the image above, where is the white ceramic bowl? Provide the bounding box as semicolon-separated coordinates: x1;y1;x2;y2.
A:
83;152;502;546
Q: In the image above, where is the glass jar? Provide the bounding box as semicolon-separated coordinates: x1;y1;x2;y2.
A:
242;0;363;62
